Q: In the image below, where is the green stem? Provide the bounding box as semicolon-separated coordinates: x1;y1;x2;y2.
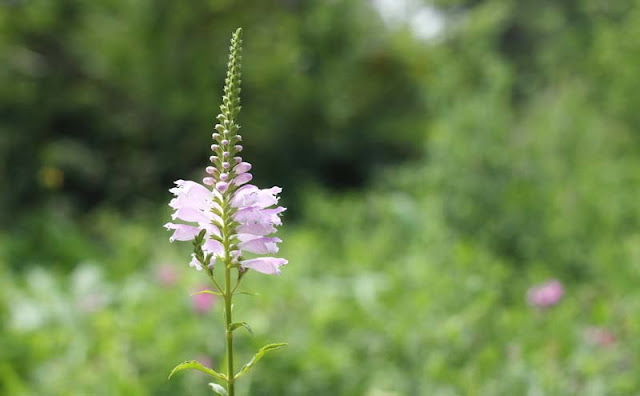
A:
225;260;234;396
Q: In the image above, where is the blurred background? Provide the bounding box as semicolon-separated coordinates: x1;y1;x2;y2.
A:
1;0;640;394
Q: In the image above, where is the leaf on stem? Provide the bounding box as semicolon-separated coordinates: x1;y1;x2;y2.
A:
237;291;259;296
168;361;228;382
234;343;287;380
191;290;223;297
208;383;228;395
230;321;253;335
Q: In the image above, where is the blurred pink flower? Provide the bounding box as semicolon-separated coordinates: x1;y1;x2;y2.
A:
526;279;564;308
195;355;214;373
155;264;178;287
584;327;616;348
192;286;217;314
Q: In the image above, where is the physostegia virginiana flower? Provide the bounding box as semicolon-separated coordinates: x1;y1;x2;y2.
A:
164;28;287;396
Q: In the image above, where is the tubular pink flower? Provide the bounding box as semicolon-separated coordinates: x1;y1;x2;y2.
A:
233;173;253;186
239;258;288;275
237;236;281;254
234;162;251;174
164;223;200;242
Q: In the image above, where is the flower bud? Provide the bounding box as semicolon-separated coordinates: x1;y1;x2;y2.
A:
211;144;219;151
223;129;230;135
234;157;242;164
220;173;229;181
206;166;217;174
221;139;229;145
236;135;242;141
216;181;229;192
210;156;219;162
212;133;220;139
234;145;243;152
203;177;215;186
223;151;230;157
222;162;230;169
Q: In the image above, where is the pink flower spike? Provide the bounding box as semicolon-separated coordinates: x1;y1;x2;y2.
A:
234;162;252;174
234;173;253;186
240;257;288;275
527;279;564;308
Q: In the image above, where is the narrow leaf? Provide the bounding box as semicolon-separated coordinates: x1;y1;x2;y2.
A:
234;343;287;380
237;291;259;296
191;290;223;297
168;361;228;382
208;383;228;396
230;321;253;335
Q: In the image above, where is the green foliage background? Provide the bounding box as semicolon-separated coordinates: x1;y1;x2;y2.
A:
2;0;640;394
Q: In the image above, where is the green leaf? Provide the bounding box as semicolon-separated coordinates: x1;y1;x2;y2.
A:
230;321;253;335
208;383;228;395
168;361;228;382
191;290;223;297
237;291;259;296
234;343;287;380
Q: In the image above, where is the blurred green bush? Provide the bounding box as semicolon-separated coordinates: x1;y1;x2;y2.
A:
0;0;427;220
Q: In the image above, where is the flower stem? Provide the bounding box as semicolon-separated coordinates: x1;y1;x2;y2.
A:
224;260;235;396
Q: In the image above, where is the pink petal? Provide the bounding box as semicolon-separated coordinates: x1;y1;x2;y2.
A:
234;162;252;174
233;173;253;186
236;222;277;236
231;185;281;208
240;257;288;275
170;180;211;201
199;222;221;237
238;236;281;254
172;208;211;223
233;206;286;226
189;254;204;271
164;222;200;242
203;239;224;256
